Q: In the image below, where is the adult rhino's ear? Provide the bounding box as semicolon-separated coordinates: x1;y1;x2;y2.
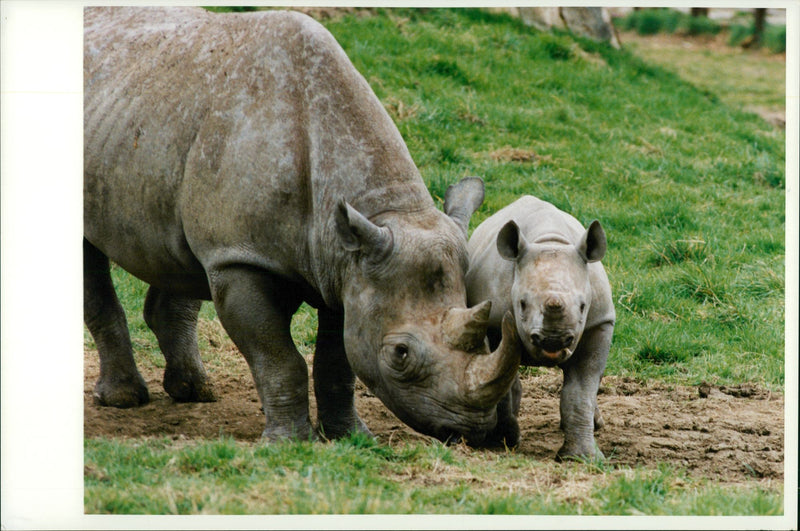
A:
496;220;527;262
444;177;485;237
335;199;393;258
577;220;606;263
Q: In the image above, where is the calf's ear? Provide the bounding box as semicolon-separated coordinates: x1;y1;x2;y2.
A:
335;199;393;258
577;220;606;263
444;177;485;236
496;220;527;261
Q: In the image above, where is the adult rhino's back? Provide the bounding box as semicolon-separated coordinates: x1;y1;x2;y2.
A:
84;7;426;301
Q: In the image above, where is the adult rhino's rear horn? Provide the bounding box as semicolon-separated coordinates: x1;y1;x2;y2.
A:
463;311;521;407
443;301;492;352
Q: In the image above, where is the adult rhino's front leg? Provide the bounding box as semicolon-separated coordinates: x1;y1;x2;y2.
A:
143;287;215;403
209;267;316;441
557;322;613;460
313;308;372;440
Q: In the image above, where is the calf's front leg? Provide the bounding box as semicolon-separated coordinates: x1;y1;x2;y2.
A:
557;322;613;460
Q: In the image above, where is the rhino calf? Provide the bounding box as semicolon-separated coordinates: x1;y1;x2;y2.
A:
466;196;615;459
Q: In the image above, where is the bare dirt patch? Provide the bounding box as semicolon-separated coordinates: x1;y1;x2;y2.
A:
85;320;784;485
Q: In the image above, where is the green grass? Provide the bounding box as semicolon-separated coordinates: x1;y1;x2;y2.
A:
85;8;786;515
85;434;784;515
321;7;784;390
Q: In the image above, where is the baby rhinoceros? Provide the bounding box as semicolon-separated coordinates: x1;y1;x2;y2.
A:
466;195;615;459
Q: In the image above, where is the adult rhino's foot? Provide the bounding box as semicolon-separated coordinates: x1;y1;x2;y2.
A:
163;368;216;403
261;419;319;443
317;414;374;441
93;376;149;408
555;439;604;462
473;415;520;449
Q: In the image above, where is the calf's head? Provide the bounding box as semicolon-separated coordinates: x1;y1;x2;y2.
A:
335;178;520;444
497;219;606;366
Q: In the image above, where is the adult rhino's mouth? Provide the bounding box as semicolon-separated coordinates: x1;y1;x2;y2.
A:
371;306;520;442
400;391;500;444
431;425;490;447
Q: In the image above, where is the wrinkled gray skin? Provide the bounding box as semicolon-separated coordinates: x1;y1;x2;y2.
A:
466;196;615;458
84;7;520;444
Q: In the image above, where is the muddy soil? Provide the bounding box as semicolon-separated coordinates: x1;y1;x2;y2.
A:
84;320;784;485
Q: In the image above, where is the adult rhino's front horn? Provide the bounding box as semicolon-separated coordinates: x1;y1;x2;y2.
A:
458;310;521;408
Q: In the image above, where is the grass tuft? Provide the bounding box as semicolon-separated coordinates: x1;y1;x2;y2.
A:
647;238;710;267
675;264;727;305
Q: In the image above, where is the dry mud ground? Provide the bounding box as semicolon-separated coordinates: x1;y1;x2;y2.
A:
84;320;784;486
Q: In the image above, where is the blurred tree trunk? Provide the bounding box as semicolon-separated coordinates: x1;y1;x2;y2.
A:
753;8;767;47
691;8;709;17
517;7;620;48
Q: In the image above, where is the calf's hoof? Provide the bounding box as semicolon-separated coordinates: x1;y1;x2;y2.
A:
163;369;216;403
93;377;149;408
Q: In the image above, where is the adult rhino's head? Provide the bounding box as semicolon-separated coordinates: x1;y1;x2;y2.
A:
497;219;606;366
335;178;520;444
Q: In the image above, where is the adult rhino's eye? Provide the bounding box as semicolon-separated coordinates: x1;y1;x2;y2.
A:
394;344;409;363
387;343;412;373
580;303;587;313
519;299;527;314
382;335;424;381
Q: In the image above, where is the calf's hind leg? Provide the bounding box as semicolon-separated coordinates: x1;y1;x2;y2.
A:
83;239;149;407
143;287;215;402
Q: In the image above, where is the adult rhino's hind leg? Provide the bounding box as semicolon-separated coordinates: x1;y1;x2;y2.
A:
143;287;215;402
210;268;315;441
83;239;149;407
313;308;372;440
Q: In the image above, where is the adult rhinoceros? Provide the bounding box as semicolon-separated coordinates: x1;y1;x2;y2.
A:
83;7;519;443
